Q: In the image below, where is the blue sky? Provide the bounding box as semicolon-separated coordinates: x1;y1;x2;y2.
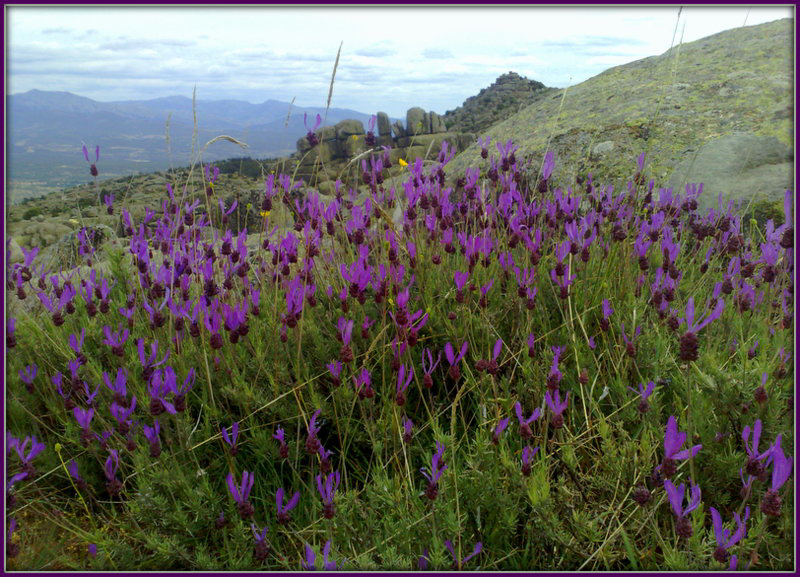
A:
6;5;793;117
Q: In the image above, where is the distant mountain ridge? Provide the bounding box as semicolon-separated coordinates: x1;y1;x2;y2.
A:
7;90;389;202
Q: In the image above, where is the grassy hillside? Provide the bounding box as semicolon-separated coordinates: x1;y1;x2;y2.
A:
447;19;793;206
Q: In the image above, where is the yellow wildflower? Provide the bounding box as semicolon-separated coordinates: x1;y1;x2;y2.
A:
398;158;408;167
261;210;271;218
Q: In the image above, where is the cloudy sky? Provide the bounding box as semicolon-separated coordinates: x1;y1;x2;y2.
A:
6;5;793;117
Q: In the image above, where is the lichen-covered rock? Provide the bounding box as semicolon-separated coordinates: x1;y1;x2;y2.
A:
377;112;392;136
392;120;407;139
591;141;616;157
430;112;447;134
406;107;427;136
668;133;793;209
7;238;24;264
335;119;365;139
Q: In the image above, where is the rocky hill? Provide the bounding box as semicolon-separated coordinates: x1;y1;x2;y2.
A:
443;72;553;135
447;18;793;209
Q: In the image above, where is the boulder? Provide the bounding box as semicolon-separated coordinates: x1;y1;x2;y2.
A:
341;134;365;157
316;180;338;196
667;132;793;208
591;141;616;157
335;119;365;140
377;112;392;136
430;112;447;133
406;107;427;135
392;120;407;139
6;238;23;264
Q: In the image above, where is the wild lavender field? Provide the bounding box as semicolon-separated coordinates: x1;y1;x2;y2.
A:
5;126;795;571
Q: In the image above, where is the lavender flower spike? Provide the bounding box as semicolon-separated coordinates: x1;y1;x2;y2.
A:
742;419;772;477
221;422;239;456
420;442;447;501
627;381;655;413
660;415;702;478
761;439;792;516
515;402;541;440
545;389;569;429
679;296;724;362
492;417;510;445
276;487;301;524
710;506;749;564
444;539;483;570
227;471;255;518
316;470;341;519
664;479;702;538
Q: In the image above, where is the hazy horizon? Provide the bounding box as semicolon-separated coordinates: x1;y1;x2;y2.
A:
6;6;792;118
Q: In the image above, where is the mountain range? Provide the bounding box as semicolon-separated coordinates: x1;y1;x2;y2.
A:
7;91;394;202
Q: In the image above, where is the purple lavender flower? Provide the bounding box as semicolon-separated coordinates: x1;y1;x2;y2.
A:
396;363;414;406
67;459;87;491
273;427;289;459
316;470;341;519
545;389;569;429
7;518;19;558
664;479;701;538
6;318;17;349
527;332;536;358
82;144;99;177
305;410;322;454
103;368;129;406
338;318;355;363
13;436;46;480
6;471;28;508
421;348;441;388
327;360;343;388
276;487;301;524
303;540;339;570
304;113;322;147
742;419;773;478
679;297;724;362
221;422;240;456
761;439;792;516
142;420;161;458
421;443;447;501
73;407;95;446
521;445;539;477
353;367;374;400
18;365;37;393
546;346;565;390
492;417;510;446
104;449;122;497
227;471;255;519
146;367;177;416
710;506;749;564
600;299;613;331
444;539;483;570
444;341;468;381
515;402;541;440
454;271;469;303
659;415;702;478
620;323;642;358
402;415;414;443
418;548;430;570
251;523;269;562
628;381;655;413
